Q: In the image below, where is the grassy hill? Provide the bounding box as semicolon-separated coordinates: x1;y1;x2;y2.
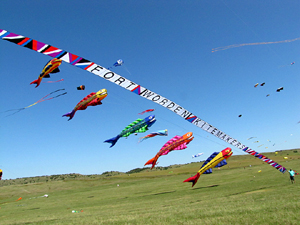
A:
0;149;299;224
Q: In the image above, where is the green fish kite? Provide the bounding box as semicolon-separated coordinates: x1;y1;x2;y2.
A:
104;115;156;147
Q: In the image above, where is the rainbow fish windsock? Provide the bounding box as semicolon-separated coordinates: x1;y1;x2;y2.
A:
184;148;233;187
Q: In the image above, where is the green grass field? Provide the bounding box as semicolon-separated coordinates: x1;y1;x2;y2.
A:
1;149;299;225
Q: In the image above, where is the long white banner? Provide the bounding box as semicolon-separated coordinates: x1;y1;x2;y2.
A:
0;29;286;173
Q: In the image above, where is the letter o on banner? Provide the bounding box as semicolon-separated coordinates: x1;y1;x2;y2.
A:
103;72;114;79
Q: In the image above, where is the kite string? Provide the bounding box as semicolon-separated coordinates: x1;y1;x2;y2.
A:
122;64;132;76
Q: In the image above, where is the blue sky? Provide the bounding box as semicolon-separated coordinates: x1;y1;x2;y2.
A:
1;0;299;180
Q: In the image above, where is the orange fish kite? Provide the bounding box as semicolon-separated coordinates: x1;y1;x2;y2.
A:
30;58;62;87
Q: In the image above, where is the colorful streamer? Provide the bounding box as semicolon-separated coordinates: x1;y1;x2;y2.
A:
4;89;67;116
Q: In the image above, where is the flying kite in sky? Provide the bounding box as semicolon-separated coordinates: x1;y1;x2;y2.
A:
0;29;287;174
77;85;85;90
276;87;284;92
4;89;67;117
104;115;156;147
107;59;124;70
144;132;194;169
212;37;300;52
280;61;295;67
184;147;233;187
42;78;64;83
30;58;62;88
247;137;257;140
138;129;168;143
192;153;203;158
138;109;155;115
63;89;107;121
254;82;265;88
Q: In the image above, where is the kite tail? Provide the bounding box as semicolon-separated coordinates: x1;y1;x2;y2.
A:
62;110;76;121
183;173;200;187
138;136;148;143
30;78;41;88
144;155;159;169
104;135;121;148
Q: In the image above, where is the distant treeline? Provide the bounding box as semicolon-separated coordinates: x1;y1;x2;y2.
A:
0;166;174;187
1;149;298;187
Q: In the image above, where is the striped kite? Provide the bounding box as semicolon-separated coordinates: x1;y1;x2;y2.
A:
138;129;168;143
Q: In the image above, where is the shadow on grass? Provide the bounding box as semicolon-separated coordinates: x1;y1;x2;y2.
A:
191;184;219;190
152;190;176;196
119;191;177;200
24;219;59;224
142;190;176;197
226;186;273;197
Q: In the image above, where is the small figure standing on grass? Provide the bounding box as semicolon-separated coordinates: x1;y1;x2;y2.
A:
288;169;295;184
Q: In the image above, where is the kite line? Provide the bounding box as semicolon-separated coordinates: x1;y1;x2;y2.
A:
0;29;287;173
